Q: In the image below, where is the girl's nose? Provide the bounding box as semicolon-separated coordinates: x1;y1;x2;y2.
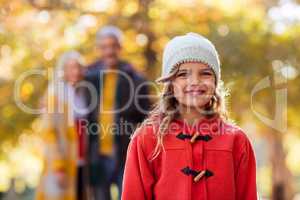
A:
189;73;200;85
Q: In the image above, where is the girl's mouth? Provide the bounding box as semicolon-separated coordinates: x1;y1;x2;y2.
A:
184;89;206;96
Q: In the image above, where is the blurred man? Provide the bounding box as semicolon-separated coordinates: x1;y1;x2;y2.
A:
85;25;151;200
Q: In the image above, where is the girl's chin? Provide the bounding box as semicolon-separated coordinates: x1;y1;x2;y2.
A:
181;101;210;109
175;96;211;110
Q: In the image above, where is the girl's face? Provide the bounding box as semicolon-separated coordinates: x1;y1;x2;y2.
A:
64;59;83;85
172;62;216;109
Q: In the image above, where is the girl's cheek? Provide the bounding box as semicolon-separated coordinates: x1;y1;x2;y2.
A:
201;77;214;84
172;81;185;94
203;79;216;92
173;88;183;99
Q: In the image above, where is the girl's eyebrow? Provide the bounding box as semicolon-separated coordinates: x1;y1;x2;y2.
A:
201;68;213;72
178;69;188;72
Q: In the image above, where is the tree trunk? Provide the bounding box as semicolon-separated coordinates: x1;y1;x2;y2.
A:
266;130;294;200
137;0;157;80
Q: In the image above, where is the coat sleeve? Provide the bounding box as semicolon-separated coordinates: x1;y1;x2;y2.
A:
121;133;155;200
235;136;258;200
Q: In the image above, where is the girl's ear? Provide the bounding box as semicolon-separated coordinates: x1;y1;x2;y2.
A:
203;92;217;111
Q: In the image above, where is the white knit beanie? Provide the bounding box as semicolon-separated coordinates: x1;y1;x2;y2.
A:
157;32;221;84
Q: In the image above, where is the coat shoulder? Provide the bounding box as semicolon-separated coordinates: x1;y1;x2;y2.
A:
132;123;158;145
130;123;158;158
222;120;253;152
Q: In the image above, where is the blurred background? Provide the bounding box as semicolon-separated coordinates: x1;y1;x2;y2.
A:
0;0;300;199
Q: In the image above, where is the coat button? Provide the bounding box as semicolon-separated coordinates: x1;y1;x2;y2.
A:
193;170;206;182
190;132;200;143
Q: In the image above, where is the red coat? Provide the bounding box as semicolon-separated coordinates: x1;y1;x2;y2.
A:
121;116;258;200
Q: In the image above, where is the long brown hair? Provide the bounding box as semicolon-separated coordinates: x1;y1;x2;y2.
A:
138;65;229;160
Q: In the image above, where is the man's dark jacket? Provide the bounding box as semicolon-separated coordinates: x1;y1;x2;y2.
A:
84;60;151;185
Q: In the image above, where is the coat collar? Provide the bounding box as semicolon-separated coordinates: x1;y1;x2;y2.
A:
167;114;222;136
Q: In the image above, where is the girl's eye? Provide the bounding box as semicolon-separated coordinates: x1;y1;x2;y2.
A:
201;71;213;76
177;72;188;77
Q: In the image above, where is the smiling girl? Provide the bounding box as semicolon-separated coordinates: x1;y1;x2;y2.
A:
121;33;258;200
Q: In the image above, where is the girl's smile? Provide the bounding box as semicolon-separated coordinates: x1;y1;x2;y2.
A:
184;87;207;96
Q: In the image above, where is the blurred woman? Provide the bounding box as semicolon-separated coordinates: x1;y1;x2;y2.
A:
35;51;89;200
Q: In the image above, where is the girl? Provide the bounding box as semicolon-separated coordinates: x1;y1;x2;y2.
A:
35;51;89;200
121;33;257;200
